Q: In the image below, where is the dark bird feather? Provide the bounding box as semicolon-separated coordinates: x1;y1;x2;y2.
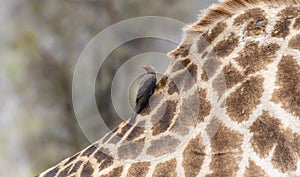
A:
129;66;156;124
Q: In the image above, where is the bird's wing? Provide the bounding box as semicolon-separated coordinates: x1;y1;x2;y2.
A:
136;73;156;103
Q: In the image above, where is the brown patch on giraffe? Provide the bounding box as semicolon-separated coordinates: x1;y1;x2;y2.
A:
272;55;300;118
201;71;209;82
80;162;94;177
197;21;227;53
250;110;281;158
171;58;191;72
57;164;72;177
294;17;300;29
187;63;198;82
250;111;300;172
126;162;150;177
102;166;123;177
81;145;97;157
93;149;113;171
153;159;177;177
156;75;168;91
213;33;239;58
234;8;268;36
69;161;83;175
147;135;180;157
203;22;227;43
289;34;300;51
272;6;300;38
223;63;245;89
202;53;221;78
212;73;226;98
235;41;280;75
206;117;221;139
63;153;80;166
244;160;268;177
207;123;243;177
169;44;191;58
107;123;133;144
117;141;144;160
171;89;208;135
152;100;177;136
43;167;59;177
167;80;179;95
213;63;245;96
182;134;205;177
102;127;118;143
126;121;145;141
198;89;211;122
226;76;264;122
272;128;300;172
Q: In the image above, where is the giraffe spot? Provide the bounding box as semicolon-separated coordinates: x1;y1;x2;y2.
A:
69;161;83;175
147;135;180;157
43;167;59;177
187;63;198;82
81;145;97;157
272;6;300;38
207;123;243;177
102;127;118;143
80;162;94;177
110;123;132;143
170;44;191;58
171;68;195;92
126;162;150;177
235;41;280;75
182;134;205;177
213;33;239;58
153;159;177;177
57;164;72;177
63;153;80;166
93;149;113;171
102;166;123;177
250;111;300;172
201;71;209;81
126;121;145;141
156;75;168;90
117;141;144;160
272;55;300;118
293;17;300;30
244;160;268;177
198;89;211;122
250;111;281;158
223;63;245;89
202;52;221;78
206;117;221;139
167;80;179;95
212;73;226;98
272;129;300;172
226;76;264;122
171;89;207;135
197;22;227;53
289;34;300;51
234;8;268;36
203;22;227;43
152;100;177;136
171;58;191;72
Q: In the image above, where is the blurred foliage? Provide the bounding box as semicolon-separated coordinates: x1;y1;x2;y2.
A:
0;0;216;176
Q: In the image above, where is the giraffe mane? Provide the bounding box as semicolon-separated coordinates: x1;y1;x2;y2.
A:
169;0;300;57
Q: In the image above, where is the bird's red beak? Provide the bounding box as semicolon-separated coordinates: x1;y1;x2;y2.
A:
142;65;147;69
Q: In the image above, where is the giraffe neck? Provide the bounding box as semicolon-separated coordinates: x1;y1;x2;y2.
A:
38;1;300;177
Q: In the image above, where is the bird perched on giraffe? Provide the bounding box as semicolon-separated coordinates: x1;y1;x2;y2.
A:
129;65;157;124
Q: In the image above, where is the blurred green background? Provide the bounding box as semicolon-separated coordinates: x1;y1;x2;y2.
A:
0;0;216;176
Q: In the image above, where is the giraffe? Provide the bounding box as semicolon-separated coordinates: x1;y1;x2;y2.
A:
37;0;300;176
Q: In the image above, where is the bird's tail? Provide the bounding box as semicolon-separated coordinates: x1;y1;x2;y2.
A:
129;111;137;125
